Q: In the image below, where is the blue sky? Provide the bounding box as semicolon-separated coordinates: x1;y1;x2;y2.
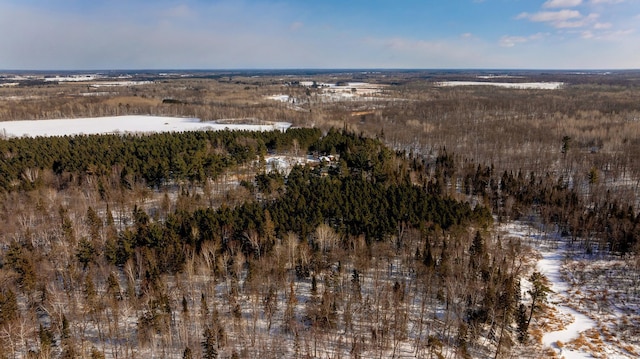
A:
1;0;638;69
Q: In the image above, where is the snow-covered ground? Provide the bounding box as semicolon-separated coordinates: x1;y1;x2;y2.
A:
477;75;522;79
79;92;113;97
44;74;103;82
536;239;598;358
89;81;152;87
436;81;564;90
0;115;291;138
0;95;43;101
501;221;640;358
265;155;319;175
266;94;291;102
266;82;388;107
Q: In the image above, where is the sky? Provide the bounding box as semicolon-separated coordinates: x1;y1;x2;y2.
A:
0;0;638;70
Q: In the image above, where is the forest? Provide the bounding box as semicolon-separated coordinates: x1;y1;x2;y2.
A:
1;70;639;358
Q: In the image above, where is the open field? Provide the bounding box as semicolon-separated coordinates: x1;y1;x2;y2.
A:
0;115;291;138
435;81;564;90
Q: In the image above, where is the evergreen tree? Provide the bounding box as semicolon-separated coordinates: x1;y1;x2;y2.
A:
0;289;18;326
524;272;552;340
516;303;529;343
202;326;219;359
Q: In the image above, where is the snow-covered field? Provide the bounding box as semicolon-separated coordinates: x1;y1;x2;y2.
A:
1;73;156;85
44;74;102;82
436;81;564;90
89;81;152;87
0;115;291;138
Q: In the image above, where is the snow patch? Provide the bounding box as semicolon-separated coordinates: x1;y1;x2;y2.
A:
266;94;291;102
44;74;102;82
537;247;597;358
436;81;564;90
90;81;153;87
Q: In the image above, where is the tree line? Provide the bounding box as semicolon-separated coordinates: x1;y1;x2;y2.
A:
0;128;321;191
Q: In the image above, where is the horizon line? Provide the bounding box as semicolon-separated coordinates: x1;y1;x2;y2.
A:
2;68;640;73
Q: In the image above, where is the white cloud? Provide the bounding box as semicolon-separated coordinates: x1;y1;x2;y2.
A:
517;0;638;45
567;25;635;41
593;28;636;40
581;30;595;38
543;0;583;8
499;33;547;47
518;10;603;29
499;36;528;47
594;22;612;29
554;13;599;28
517;10;582;22
529;32;549;40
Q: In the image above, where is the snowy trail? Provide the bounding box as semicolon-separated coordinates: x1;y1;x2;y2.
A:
499;223;597;357
537;245;597;359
